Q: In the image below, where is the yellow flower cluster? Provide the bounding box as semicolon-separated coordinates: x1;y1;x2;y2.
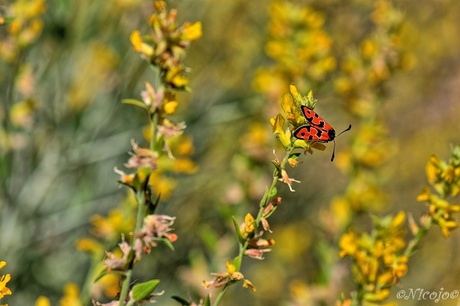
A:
0;261;12;305
328;0;412;231
270;84;325;152
417;145;460;237
339;212;408;304
202;261;256;293
0;0;46;62
269;85;328;191
35;283;82;306
130;1;202;90
253;0;335;96
334;0;413;118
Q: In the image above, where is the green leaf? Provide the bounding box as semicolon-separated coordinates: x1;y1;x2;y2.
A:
268;186;277;198
171;296;191;305
93;268;125;283
231;216;245;244
203;294;211;306
148;192;161;214
230;256;242;271
288;152;301;160
132;279;160;302
122;99;148;110
154;135;165;153
93;268;109;283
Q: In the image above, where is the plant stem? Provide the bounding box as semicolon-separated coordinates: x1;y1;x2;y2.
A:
80;255;100;305
213;284;230;306
119;191;146;305
118;269;133;306
255;146;295;225
404;217;432;258
213;145;296;306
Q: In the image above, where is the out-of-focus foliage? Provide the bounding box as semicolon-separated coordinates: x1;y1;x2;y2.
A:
2;0;460;305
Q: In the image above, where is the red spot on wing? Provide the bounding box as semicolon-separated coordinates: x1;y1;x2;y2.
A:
293;125;333;142
300;106;333;131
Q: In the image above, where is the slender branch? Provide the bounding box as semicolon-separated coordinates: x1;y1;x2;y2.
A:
119;191;146;306
213;284;230;306
118;269;133;306
213;145;296;305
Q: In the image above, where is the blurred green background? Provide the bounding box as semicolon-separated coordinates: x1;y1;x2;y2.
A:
2;0;460;305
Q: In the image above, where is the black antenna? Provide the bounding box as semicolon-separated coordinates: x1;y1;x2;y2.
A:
331;124;352;162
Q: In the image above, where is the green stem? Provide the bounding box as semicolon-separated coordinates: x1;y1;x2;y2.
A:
213;145;296;306
213;284;230;306
80;255;99;305
255;146;295;225
404;217;432;258
118;269;133;306
119;191;146;306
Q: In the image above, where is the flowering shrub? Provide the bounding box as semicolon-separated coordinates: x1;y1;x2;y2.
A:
0;1;459;306
86;2;202;305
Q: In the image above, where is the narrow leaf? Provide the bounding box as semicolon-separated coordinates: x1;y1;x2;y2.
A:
231;216;245;244
93;268;109;283
171;296;191;306
268;186;277;198
132;279;160;302
203;294;211;306
122;99;148;110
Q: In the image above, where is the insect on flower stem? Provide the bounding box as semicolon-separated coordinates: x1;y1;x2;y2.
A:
293;106;351;162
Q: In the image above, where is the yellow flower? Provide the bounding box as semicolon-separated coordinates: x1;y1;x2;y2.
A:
171;74;189;88
181;21;202;41
93;273;120;299
226;261;236;274
426;155;440;184
163;100;179;115
35;296;51;306
289;85;302;106
339;231;357;257
363;288;390;303
416;187;430;202
243;279;256;292
153;0;167;12
148;172;177;199
245;213;255;233
377;271;394;287
271;114;291;148
280;93;295;118
0;261;12;300
90;209;134;240
438;219;459;238
443;165;455;183
75;238;104;256
130;30;154;57
170;158;197;174
130;30;143;51
361;39;378;58
59;283;82;306
390;211;406;227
